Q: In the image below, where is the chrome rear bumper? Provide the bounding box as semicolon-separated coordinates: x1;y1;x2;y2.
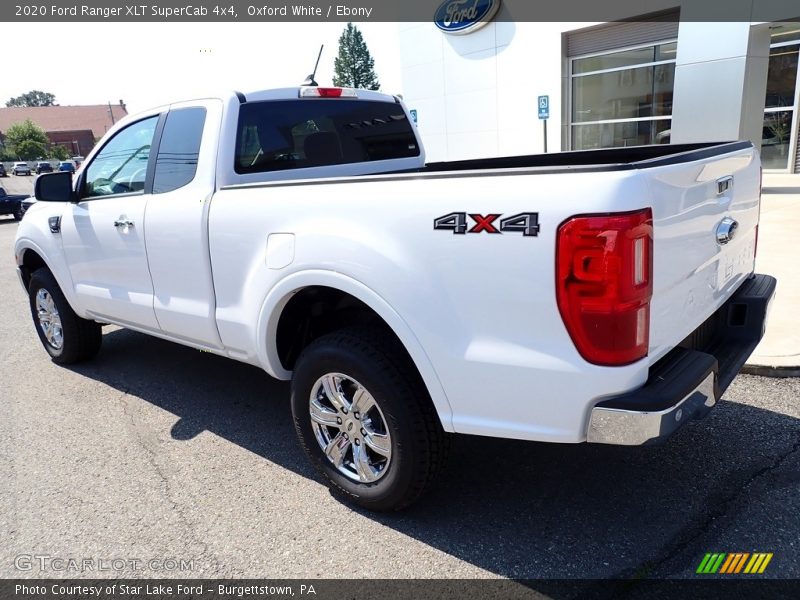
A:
587;273;776;446
587;372;716;445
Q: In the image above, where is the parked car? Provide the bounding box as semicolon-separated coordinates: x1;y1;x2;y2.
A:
0;164;7;177
58;161;76;174
13;162;31;176
35;162;53;174
0;187;28;220
16;86;775;511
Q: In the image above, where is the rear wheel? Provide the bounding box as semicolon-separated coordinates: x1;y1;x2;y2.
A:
28;268;102;364
13;206;23;221
291;328;449;511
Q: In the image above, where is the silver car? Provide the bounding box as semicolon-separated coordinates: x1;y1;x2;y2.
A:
12;162;31;176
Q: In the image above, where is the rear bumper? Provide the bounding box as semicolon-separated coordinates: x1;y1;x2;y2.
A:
587;273;776;445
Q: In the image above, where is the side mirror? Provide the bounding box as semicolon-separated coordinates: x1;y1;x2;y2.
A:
35;171;75;202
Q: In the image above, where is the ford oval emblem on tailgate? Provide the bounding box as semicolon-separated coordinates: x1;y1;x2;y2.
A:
716;217;739;245
434;0;501;35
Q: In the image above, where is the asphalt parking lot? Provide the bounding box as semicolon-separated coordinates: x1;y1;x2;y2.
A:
1;214;798;588
0;172;35;196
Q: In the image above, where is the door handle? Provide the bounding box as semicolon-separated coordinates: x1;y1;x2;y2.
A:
716;176;733;195
114;218;134;228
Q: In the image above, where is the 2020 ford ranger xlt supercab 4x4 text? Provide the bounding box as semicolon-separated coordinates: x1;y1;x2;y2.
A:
15;86;776;511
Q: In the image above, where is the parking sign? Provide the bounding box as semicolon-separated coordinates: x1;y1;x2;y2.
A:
538;95;549;120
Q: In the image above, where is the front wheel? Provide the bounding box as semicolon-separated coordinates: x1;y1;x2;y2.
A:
28;268;102;364
291;328;449;511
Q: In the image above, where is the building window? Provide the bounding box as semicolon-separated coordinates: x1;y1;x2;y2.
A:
570;41;676;150
761;26;800;171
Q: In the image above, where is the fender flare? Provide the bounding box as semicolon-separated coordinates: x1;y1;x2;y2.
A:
255;269;454;432
15;239;84;316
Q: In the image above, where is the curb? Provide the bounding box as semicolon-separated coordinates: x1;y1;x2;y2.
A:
741;363;800;378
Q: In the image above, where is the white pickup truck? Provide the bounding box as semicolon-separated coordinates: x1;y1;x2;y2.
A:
15;86;776;510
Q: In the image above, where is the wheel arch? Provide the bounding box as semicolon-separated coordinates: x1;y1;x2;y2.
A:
257;270;454;432
15;242;83;317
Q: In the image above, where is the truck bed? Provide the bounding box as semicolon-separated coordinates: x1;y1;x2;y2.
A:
419;141;751;175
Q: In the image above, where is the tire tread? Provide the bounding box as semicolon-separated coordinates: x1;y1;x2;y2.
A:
29;268;102;364
293;327;449;510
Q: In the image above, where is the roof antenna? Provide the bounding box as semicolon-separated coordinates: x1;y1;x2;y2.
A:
302;45;323;86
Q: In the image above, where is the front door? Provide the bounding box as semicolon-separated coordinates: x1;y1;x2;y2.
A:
60;114;161;330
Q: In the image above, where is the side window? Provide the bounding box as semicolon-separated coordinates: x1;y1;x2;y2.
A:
153;107;206;194
84;116;158;198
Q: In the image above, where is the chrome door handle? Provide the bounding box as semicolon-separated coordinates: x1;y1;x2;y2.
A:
114;219;134;228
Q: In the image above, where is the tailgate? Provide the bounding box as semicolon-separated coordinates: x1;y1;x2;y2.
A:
642;143;761;363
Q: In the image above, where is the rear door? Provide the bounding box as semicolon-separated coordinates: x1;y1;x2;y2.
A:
60;113;161;329
144;99;224;348
643;144;761;362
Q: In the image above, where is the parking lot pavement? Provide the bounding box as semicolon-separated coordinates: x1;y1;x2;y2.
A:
1;220;798;586
0;174;34;196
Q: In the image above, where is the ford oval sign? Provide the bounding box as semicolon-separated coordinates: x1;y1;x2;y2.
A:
434;0;501;35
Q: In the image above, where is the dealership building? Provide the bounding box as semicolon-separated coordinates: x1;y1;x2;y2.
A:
398;4;800;174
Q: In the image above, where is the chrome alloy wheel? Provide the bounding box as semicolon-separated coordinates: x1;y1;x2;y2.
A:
309;373;392;483
35;288;63;350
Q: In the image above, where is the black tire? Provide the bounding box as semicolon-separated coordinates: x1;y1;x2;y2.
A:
291;328;449;511
13;206;23;221
28;268;102;364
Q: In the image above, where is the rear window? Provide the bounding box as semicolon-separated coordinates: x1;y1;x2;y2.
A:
234;99;419;174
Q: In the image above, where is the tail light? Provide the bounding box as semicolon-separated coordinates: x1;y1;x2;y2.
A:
556;208;653;366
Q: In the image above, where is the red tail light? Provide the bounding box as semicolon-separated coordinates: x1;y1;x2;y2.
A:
556;208;653;366
316;88;343;97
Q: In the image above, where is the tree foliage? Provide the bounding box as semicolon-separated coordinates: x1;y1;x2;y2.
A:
333;23;380;90
6;90;57;107
4;119;49;159
51;145;72;160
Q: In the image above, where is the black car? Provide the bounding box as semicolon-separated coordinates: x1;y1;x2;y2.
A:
35;161;53;174
0;187;28;221
0;164;6;177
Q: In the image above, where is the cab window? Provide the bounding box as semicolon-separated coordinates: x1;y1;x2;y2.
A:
234;99;419;174
153;107;206;194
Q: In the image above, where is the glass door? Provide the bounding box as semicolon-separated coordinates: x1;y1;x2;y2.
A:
762;26;800;172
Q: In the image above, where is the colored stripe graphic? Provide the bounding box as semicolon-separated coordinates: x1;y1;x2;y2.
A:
744;553;774;574
698;552;773;574
733;553;750;573
697;553;726;573
719;554;736;574
758;553;774;573
696;553;713;573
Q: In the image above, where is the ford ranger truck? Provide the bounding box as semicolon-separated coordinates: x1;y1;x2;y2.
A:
15;86;776;511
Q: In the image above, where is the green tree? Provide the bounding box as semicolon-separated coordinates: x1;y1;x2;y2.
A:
5;119;49;159
50;145;71;160
333;23;380;90
6;90;57;107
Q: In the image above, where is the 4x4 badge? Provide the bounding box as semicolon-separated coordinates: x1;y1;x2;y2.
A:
433;212;540;236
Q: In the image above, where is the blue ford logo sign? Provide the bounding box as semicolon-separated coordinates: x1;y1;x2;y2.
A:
434;0;501;35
